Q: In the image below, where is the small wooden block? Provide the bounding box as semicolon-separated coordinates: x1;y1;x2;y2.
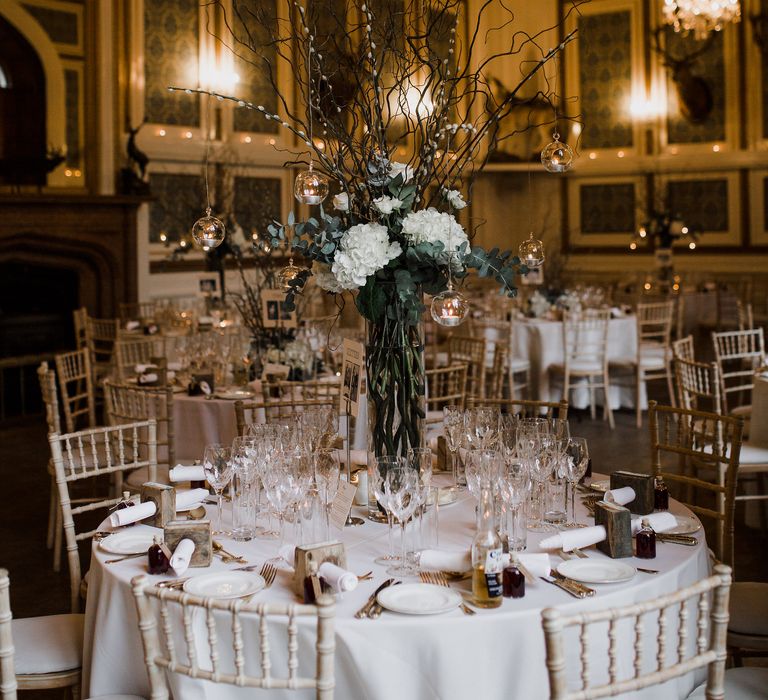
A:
594;501;633;558
292;541;346;597
140;482;176;528
610;471;655;515
163;520;212;567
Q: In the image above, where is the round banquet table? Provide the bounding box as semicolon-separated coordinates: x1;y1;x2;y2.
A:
750;374;768;447
82;477;710;699
512;315;643;409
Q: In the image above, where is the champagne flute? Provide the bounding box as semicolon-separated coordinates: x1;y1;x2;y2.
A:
443;406;465;486
372;456;406;565
564;437;589;526
203;444;233;535
385;466;420;577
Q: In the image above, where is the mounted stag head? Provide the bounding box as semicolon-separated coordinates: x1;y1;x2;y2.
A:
653;28;716;124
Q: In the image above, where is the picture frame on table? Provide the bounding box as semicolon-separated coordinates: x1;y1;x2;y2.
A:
261;289;297;328
340;338;364;418
197;273;218;297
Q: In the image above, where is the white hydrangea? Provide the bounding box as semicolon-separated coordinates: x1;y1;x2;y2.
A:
373;195;403;215
331;222;402;290
444;189;467;210
332;192;349;211
312;262;344;293
401;207;469;257
388;161;415;183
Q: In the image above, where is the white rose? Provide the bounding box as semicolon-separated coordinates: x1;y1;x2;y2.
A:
332;192;349;211
388;161;415;183
445;189;467;210
330;222;402;290
373;195;403;215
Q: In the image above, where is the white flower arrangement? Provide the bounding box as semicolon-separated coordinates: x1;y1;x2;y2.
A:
332;192;349;212
373;195;403;215
401;208;469;255
444;189;467;210
330;222;403;291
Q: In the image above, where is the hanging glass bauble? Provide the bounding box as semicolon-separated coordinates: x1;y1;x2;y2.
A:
294;167;330;205
430;287;470;327
278;258;304;289
191;208;226;249
519;232;545;268
541;132;574;173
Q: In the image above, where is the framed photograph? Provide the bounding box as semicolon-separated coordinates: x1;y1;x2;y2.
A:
261;289;297;328
197;273;218;297
339;338;365;418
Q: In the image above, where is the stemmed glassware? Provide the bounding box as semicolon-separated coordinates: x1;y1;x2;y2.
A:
203;444;233;535
563;437;589;526
464;407;499;450
443;406;465;487
496;458;530;551
230;436;259;541
544;420;570;525
371;456;406;565
313;448;341;538
384;466;420;577
408;447;433;555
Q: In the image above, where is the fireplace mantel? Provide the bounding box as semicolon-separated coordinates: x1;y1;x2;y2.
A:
0;194;146;317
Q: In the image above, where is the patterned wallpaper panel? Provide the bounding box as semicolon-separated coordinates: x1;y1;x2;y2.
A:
763;0;768;139
763;177;768;232
666;179;728;232
233;176;282;237
64;69;80;166
144;0;200;126
578;11;634;150
580;183;636;233
665;29;725;144
149;173;205;243
21;3;79;46
231;0;278;133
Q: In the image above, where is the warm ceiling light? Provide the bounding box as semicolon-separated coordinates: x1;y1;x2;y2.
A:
662;1;741;40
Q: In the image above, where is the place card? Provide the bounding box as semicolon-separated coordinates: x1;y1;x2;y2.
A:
339;338;364;418
329;480;358;530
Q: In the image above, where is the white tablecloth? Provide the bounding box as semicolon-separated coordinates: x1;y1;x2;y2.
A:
751;375;768;447
83;482;709;699
514;316;642;409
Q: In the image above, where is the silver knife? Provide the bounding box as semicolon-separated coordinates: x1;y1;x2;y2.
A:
657;534;698;546
354;579;394;619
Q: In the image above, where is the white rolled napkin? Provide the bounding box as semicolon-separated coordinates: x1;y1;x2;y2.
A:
198;316;215;325
109;500;156;527
170;538;195;576
631;511;678;535
278;544;296;566
175;488;210;511
134;363;157;374
418;549;471;572
199;381;212;396
167;371;176;381
318;561;358;593
125;321;140;331
169;465;206;482
167;361;182;371
605;487;636;506
138;373;158;385
539;525;607;552
501;552;551;578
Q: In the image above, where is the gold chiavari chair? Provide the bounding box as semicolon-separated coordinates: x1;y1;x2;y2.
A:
72;307;88;351
113;337;166;381
119;301;158;325
447;336;487;400
260;379;341;422
234;398;269;437
84;315;119;386
54;348;96;433
467;397;568;421
425;364;468;422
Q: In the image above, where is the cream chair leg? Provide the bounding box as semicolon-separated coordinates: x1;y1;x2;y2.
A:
53;505;62;572
665;368;675;408
636;369;643;428
47;474;57;549
588;377;597;420
604;371;615;430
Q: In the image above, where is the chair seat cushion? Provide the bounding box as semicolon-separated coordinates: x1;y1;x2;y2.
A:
550;361;603;374
738;443;768;466
509;358;530;372
12;613;84;675
732;404;752;417
688;667;768;698
729;582;768;637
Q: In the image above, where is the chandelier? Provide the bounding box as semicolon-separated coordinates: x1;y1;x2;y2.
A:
662;0;741;40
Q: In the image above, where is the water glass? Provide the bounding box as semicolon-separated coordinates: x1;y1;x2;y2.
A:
203;444;233;535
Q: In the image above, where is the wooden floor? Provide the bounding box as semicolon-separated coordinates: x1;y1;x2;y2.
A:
1;406;766;697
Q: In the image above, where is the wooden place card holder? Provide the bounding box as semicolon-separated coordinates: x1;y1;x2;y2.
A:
140;482;176;528
609;471;654;515
594;501;632;558
291;541;346;597
163;520;212;567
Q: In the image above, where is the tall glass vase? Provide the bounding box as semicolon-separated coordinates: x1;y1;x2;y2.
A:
365;293;426;520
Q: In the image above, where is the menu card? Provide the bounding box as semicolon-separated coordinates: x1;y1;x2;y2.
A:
329;480;357;530
339;338;364;418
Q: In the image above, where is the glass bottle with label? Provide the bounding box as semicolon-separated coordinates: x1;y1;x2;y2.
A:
635;518;656;559
654;477;669;511
471;488;503;608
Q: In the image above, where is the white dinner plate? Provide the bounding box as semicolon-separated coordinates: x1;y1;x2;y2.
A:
557;559;636;584
376;583;462;615
183;572;266;599
427;487;459;507
664;515;701;535
214;387;256;400
99;530;157;555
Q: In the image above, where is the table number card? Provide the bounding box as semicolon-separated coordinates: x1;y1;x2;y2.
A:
340;338;364;418
329;480;358;530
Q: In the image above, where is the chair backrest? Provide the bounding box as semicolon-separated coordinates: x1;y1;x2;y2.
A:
711;328;766;412
542;564;732;699
130;574;335;699
37;362;61;435
54;348;96;433
114;337;166;381
467;397;569;421
234;399;269;437
85;316;119;380
484;342;510;400
674;357;723;414
562;309;610;371
636;301;674;359
448;336;487;399
260;380;340;422
648;401;742;568
425;364;468;415
737;300;754;331
671;334;695;362
103;381;175;472
119;301;157;324
49;420;158;612
72;307;88;351
0;569;17;700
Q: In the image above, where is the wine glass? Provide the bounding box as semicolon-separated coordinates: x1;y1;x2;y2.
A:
384;466;420;577
203;444;233;535
496;458;530;551
408;447;433;551
313;448;340;538
231;436;259;541
443;406;465;486
563;437;589;526
372;456;406;565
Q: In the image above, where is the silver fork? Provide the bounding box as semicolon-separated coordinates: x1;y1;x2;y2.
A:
420;571;476;615
260;562;277;588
